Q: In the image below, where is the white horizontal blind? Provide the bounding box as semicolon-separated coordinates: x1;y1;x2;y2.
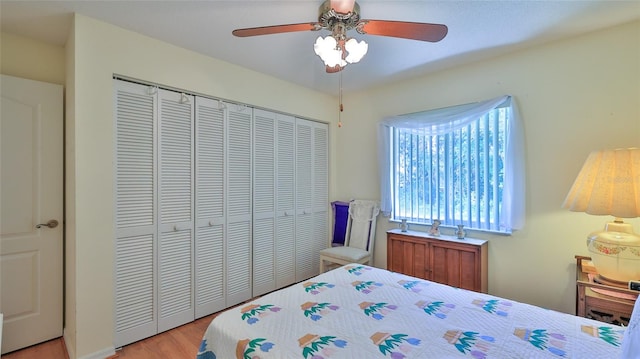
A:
114;80;157;346
194;97;226;317
157;89;194;331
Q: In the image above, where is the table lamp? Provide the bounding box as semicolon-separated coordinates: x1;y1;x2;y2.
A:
562;148;640;284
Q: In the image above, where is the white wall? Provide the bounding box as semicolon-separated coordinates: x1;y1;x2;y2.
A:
0;32;66;85
67;14;337;358
336;20;640;314
64;20;78;358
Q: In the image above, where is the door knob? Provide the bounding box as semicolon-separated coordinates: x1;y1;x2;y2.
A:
36;219;59;229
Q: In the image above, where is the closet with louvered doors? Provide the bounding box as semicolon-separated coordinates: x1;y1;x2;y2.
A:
193;97;225;319
295;119;329;282
252;110;298;296
114;80;158;347
114;80;255;347
114;79;327;347
194;99;253;316
251;112;329;292
157;88;195;332
223;103;253;307
113;80;196;346
275;114;298;288
311;120;329;277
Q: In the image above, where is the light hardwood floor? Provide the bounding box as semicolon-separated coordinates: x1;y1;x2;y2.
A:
2;314;217;359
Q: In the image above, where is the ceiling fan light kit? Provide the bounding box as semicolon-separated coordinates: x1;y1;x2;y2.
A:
344;38;368;63
314;36;344;67
314;25;368;68
232;0;448;73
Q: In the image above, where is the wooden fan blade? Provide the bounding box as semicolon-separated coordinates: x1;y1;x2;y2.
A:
325;64;344;73
330;0;356;14
358;20;448;42
233;23;319;37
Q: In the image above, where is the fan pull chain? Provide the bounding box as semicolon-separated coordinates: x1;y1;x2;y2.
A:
338;70;344;128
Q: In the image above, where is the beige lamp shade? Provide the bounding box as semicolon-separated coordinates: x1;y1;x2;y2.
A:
563;148;640;218
563;148;640;283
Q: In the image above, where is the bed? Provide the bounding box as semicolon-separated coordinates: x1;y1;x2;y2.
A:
197;264;626;358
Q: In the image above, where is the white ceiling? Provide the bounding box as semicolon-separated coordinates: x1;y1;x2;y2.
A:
2;1;639;95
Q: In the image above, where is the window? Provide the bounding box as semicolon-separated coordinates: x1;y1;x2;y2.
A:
393;107;507;231
378;96;525;234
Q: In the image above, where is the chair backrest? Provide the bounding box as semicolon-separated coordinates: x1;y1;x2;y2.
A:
331;201;351;246
345;200;380;254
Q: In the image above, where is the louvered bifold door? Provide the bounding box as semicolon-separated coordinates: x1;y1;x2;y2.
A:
252;109;277;296
295;119;315;281
157;89;195;332
194;97;226;318
114;80;158;347
275;114;296;288
225;103;253;306
312;122;330;269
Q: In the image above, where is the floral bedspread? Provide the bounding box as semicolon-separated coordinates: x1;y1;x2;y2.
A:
197;264;624;358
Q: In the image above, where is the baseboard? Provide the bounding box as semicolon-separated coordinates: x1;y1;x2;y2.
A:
63;329;75;359
60;335;71;359
77;346;116;359
63;329;116;359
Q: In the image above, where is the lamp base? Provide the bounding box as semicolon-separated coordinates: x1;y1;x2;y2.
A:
604;220;634;234
587;227;640;283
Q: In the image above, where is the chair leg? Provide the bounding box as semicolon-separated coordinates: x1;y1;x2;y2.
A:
320;258;325;273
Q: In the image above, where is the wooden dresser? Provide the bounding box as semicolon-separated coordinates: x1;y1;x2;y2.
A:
387;229;488;293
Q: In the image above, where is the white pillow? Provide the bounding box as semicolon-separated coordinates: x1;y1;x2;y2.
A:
621;297;640;358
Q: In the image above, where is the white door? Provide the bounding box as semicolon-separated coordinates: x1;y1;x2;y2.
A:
0;74;63;354
253;109;276;297
295;119;315;282
114;80;158;347
157;89;195;332
194;97;226;318
312;122;329;271
275;114;296;288
225;103;252;307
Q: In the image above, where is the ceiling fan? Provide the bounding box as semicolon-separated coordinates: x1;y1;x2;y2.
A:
232;0;448;73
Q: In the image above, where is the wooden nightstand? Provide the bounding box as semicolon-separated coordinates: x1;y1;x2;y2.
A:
575;255;638;325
